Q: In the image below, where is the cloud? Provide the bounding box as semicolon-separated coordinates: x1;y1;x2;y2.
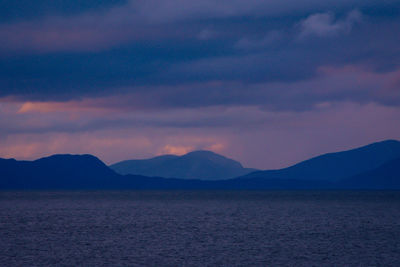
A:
158;145;195;155
3;63;400;118
0;1;390;53
298;9;363;39
129;0;389;23
2;62;400;147
0;13;180;53
234;31;283;50
0;1;398;104
0;0;399;170
1;101;400;169
17;100;109;114
197;29;216;40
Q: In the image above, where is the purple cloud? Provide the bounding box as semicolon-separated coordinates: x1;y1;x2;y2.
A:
298;9;363;39
0;0;399;168
0;1;390;53
1;98;400;169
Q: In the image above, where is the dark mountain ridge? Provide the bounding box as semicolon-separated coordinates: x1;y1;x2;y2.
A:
340;157;400;189
0;154;334;190
1;140;399;190
0;154;121;189
240;140;400;181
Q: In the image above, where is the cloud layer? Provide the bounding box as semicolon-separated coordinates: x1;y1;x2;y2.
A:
0;0;399;168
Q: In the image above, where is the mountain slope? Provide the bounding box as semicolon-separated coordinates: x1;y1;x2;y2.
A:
0;154;122;189
0;154;329;190
1;140;399;190
240;140;400;181
340;157;400;189
0;154;327;190
110;150;257;180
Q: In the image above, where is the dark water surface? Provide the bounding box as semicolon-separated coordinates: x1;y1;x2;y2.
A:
1;191;400;266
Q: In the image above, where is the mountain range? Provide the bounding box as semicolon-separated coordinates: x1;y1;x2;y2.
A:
239;139;400;181
110;150;257;180
1;140;400;190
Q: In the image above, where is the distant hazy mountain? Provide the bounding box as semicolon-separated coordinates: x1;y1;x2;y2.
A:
110;150;257;180
240;140;400;182
340;157;400;189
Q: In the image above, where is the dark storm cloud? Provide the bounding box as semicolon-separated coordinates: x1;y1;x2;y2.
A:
0;0;127;22
0;0;399;111
1;0;400;169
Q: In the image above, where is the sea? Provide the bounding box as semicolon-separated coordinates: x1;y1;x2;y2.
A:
1;191;400;266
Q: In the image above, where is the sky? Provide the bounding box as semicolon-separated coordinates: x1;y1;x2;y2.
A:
1;0;400;169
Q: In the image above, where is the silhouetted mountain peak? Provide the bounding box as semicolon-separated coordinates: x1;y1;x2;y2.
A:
34;154;107;166
241;139;400;181
184;150;223;157
321;139;400;156
0;153;122;190
182;150;244;167
1;140;400;190
110;150;255;180
340;156;400;189
369;139;399;145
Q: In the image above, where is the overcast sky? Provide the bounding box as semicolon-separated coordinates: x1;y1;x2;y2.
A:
1;0;400;169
